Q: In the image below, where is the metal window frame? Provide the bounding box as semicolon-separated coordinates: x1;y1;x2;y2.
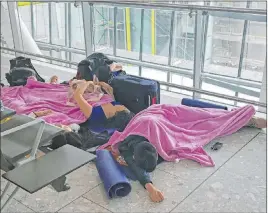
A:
82;2;94;56
3;1;267;110
259;58;267;113
193;10;203;99
138;8;144;76
2;46;265;108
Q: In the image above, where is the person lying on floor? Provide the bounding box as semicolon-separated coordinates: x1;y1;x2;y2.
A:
73;80;267;203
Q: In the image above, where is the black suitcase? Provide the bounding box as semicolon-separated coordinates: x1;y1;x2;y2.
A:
110;75;160;114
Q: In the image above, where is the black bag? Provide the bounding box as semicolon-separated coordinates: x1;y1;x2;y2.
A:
50;128;110;150
6;56;45;86
50;131;83;150
76;52;125;83
110;75;160;114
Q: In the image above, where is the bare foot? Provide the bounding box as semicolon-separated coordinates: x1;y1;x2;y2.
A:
34;109;53;117
247;117;267;129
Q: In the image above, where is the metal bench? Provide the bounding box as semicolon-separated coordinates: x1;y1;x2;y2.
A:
0;108;96;211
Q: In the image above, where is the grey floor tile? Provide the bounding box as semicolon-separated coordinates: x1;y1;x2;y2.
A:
1;170;8;191
83;128;260;213
2;198;34;213
4;165;101;212
157;127;259;182
172;133;266;213
58;197;111;213
84;169;196;213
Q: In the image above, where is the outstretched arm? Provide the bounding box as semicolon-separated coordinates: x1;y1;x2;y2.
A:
119;143;164;202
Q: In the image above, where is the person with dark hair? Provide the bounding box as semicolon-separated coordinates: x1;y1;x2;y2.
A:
117;135;164;202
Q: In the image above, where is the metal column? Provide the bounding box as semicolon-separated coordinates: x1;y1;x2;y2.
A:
82;2;94;56
7;2;23;55
193;10;203;99
113;7;117;56
30;3;34;38
48;3;53;63
167;11;175;90
139;9;144;76
235;1;251;105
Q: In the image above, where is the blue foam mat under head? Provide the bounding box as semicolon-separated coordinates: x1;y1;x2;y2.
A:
95;150;131;198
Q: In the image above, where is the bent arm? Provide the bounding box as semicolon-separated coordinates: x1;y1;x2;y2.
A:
74;84;93;118
98;82;115;100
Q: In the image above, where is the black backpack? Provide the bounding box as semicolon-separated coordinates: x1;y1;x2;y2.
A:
76;53;125;83
6;56;45;86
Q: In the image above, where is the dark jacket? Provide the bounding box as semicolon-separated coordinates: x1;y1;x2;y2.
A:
118;135;152;188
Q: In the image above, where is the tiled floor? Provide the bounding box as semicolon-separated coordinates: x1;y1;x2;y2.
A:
1;127;266;213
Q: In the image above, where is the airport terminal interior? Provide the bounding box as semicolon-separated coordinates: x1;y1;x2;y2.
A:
0;1;267;212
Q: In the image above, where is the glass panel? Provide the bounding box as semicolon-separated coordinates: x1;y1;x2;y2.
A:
211;1;247;8
51;3;66;46
171;11;195;70
141;67;167;81
237;93;259;109
141;9;172;65
169;74;193;96
18;5;32;35
201;82;235;105
32;3;49;43
141;67;167;90
51;50;71;67
251;1;267;9
116;8;141;60
1;3;15;50
70;4;85;50
241;21;266;82
204;17;244;77
122;64;139;76
93;6;113;54
70;52;86;63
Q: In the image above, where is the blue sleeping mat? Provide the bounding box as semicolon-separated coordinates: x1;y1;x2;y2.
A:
181;98;228;110
95;150;131;198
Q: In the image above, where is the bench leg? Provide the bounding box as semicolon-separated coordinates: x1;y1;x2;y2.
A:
1;185;19;211
0;182;11;199
50;175;70;192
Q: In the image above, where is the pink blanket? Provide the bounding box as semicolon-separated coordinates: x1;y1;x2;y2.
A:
99;104;255;166
1;79;113;125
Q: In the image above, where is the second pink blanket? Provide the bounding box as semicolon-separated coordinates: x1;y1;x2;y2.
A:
99;104;255;166
1;79;114;125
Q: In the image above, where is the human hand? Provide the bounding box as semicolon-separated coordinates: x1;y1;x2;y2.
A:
145;183;164;203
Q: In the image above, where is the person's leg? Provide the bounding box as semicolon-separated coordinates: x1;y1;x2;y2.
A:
73;81;93;118
245;116;267;129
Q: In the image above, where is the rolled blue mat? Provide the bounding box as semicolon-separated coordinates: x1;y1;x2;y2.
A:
95;150;131;198
181;98;228;110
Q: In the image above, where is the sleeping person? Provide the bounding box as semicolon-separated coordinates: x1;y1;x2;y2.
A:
73;80;267;203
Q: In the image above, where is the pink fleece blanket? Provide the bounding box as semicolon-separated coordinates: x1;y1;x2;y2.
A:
0;79;113;125
99;104;255;166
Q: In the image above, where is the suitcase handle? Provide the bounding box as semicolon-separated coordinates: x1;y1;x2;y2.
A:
126;77;141;83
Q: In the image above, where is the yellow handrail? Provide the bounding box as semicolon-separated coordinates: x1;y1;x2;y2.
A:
17;2;40;7
151;9;156;55
125;8;132;51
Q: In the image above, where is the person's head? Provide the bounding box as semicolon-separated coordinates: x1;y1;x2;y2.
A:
50;75;58;84
133;141;158;173
105;110;135;132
